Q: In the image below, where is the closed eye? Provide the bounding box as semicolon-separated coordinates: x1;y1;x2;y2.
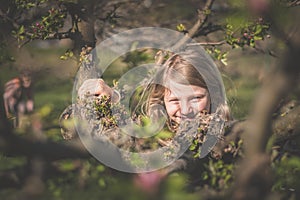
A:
192;95;205;100
188;95;205;104
167;98;179;103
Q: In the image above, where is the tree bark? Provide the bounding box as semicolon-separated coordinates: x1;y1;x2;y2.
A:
71;1;96;55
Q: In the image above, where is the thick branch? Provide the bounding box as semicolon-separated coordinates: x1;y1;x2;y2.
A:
231;10;300;199
0;133;90;161
213;104;300;156
273;104;300;143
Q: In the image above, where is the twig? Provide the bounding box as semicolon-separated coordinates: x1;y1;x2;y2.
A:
287;0;300;7
172;0;215;51
187;40;226;46
155;0;216;63
157;138;171;147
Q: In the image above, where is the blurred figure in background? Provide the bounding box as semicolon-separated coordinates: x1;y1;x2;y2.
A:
3;70;34;127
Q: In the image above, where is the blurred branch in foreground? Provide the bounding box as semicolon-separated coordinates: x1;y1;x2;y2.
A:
229;1;300;199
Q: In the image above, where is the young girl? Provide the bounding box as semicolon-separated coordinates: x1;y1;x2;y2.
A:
74;46;231;174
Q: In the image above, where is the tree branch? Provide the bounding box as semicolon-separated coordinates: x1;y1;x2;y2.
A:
154;0;216;64
187;40;226;46
172;0;215;50
0;133;90;161
287;0;300;7
231;10;300;199
213;104;300;158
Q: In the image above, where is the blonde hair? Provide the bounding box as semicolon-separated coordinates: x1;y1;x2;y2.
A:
133;48;232;129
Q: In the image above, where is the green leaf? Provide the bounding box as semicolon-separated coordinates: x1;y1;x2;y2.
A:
249;39;255;47
189;144;196;151
204;9;211;15
254;36;263;40
155;130;173;139
68;51;74;57
254;25;262;35
96;164;105;172
221;57;228;66
60;55;68;60
18;25;25;34
176;23;186;32
98;178;106;188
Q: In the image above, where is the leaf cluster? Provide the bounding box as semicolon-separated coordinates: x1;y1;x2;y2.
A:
12;7;67;41
225;17;270;48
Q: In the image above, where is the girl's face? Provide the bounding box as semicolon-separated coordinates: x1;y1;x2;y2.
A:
163;81;210;124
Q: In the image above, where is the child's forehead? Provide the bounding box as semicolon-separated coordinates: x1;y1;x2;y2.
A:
164;82;207;97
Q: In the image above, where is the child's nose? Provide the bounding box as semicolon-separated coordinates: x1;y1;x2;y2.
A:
180;101;193;116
